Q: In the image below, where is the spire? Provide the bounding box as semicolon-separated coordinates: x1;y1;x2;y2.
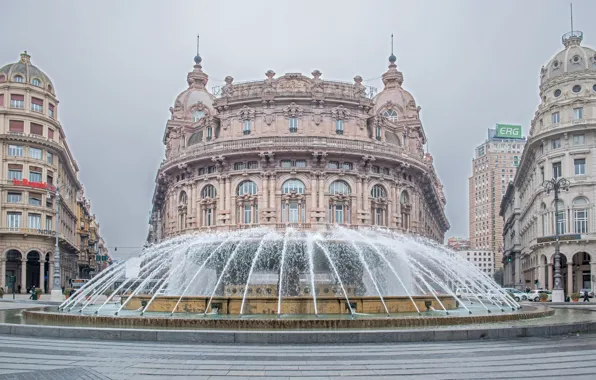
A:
187;34;208;89
382;33;403;89
562;3;583;47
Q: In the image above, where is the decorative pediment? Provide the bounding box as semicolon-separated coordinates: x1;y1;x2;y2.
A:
283;102;304;118
331;105;351;120
276;73;311;94
238;105;256;120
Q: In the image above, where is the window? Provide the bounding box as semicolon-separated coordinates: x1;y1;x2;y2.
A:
48;128;54;140
47;152;53;164
573;134;585;145
572;85;582;93
552;162;562;179
48;104;55;118
47;172;53;185
10;94;24;108
205;208;213;227
243;120;251;135
289;118;298;133
206;127;213;140
400;191;410;229
281;160;292;168
375;125;382;140
282;179;305;194
513;156;519;167
7;193;22;203
201;185;217;198
237;181;257;196
207;166;216;174
46;216;53;230
31;98;43;113
336;120;344;135
247;161;259;169
574;107;584;120
554;89;561;97
282;202;304;224
342;162;353;170
30;123;43;135
32;78;41;87
327;161;339;169
552;112;560;124
243;203;252;224
555;200;566;234
382;109;398;122
28;213;41;229
46;197;53;208
540;166;545;182
29;169;42;183
574;158;586;175
372;165;380;173
329;180;351;195
7;212;22;228
573;197;589;234
371;185;387;198
29;193;42;206
191;110;205;122
13;75;24;83
234;162;245;170
8;168;22;180
551;139;561;149
9;120;24;133
199;168;206;175
29;148;42;160
8;145;23;156
383;167;390;175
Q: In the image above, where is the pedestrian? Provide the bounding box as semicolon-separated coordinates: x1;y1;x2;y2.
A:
0;286;4;299
583;290;590;302
17;284;21;293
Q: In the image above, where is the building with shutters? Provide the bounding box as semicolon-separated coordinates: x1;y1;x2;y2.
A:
147;43;450;243
0;52;103;294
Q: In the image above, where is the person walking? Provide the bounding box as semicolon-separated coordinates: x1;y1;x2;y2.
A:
583;290;590;302
0;286;4;299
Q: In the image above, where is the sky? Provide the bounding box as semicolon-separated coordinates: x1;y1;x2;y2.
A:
1;0;594;260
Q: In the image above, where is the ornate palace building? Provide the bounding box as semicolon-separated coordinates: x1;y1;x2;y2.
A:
0;52;108;294
148;45;449;243
501;30;596;293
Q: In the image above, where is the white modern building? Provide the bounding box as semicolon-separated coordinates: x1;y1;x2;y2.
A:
456;250;495;276
501;30;596;294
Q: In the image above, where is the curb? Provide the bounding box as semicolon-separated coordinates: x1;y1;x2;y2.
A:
1;319;596;344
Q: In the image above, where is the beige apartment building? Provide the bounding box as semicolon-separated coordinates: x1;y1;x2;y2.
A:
469;128;525;272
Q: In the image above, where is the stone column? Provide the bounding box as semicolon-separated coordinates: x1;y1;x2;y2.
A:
538;263;545;289
39;260;44;290
356;180;362;223
226;177;231;211
310;174;317;209
548;264;553;290
48;262;54;292
319;177;325;219
389;185;396;228
591;261;596;294
269;174;276;212
567;263;573;295
514;252;521;289
20;259;27;293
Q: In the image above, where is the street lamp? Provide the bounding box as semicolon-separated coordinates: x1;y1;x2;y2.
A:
49;183;70;302
542;176;570;303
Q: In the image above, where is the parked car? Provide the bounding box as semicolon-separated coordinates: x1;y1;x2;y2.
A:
502;288;528;302
579;289;594;298
528;289;552;302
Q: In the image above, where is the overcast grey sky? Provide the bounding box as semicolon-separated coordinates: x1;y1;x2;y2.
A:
1;0;594;259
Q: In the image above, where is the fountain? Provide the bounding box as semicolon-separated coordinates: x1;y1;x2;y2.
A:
50;227;524;326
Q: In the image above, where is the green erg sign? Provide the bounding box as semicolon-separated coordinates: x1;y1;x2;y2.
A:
495;124;522;139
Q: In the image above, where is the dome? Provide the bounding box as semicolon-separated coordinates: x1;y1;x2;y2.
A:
372;58;418;118
0;52;55;93
541;31;596;84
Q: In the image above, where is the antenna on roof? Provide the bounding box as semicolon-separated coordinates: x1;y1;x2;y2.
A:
570;3;574;31
391;33;394;55
196;34;200;56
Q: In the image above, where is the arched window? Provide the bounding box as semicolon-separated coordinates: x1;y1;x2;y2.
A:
371;185;388;226
382;109;398;122
179;191;188;205
13;75;24;83
329;181;351;224
371;185;387;198
400;190;410;229
281;179;306;223
192;110;205;122
329;180;351;195
188;131;203;146
200;185;217;227
237;181;257;196
201;185;217;198
541;203;547;236
573;197;589;233
282;179;305;194
555;200;565;235
32;78;41;87
237;181;258;225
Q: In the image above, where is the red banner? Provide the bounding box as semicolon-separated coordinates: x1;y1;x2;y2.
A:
12;178;56;192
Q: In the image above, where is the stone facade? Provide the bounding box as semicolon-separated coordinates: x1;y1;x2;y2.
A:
501;31;596;293
147;48;449;242
0;52;106;294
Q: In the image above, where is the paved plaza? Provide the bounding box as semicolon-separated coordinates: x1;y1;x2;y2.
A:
0;333;594;379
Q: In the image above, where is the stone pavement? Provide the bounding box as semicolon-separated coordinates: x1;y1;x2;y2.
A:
0;333;594;379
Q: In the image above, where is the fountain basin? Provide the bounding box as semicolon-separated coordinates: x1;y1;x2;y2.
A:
121;295;457;314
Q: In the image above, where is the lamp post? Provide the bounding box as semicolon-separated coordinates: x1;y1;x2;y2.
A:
50;184;70;302
542;177;570;303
